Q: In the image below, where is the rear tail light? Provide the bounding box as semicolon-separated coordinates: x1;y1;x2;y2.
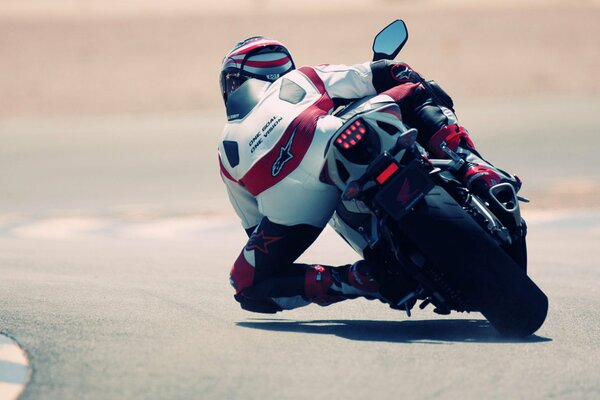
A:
375;162;399;184
335;119;367;150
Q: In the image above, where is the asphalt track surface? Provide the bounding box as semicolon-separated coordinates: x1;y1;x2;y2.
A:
1;98;599;399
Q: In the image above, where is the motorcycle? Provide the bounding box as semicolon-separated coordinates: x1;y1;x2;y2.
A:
324;20;548;337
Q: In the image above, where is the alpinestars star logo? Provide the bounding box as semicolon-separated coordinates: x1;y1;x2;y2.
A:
393;65;413;82
271;128;296;177
245;231;283;254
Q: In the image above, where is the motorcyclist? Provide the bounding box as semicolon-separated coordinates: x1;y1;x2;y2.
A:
218;36;520;313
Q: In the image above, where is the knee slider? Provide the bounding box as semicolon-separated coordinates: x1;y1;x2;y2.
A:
234;293;282;314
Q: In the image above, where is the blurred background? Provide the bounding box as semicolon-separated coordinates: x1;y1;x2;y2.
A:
1;2;599;399
1;0;599;233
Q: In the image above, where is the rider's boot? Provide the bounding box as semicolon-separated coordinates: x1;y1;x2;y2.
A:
304;261;385;306
428;124;522;197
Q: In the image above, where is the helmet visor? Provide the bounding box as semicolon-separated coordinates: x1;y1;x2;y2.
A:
221;72;249;103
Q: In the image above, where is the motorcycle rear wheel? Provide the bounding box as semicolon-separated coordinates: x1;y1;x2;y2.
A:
398;186;548;337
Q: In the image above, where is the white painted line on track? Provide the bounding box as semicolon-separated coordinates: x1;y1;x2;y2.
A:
0;334;30;400
0;210;599;240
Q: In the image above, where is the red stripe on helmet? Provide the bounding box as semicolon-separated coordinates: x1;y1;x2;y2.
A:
229;39;287;58
243;56;292;68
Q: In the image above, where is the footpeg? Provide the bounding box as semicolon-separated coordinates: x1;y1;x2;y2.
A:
419;298;431;310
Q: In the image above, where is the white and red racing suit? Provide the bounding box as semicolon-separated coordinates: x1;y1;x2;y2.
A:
218;61;518;313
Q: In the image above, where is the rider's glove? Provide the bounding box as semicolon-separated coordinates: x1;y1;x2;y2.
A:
461;164;522;197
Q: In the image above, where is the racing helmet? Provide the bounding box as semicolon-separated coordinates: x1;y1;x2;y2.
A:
220;36;295;105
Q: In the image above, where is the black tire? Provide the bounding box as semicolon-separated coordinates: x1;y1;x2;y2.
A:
398;186;548;337
507;224;527;272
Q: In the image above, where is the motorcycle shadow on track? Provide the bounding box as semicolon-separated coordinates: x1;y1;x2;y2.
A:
237;319;552;344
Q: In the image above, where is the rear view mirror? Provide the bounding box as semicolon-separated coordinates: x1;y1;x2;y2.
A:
372;20;408;62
